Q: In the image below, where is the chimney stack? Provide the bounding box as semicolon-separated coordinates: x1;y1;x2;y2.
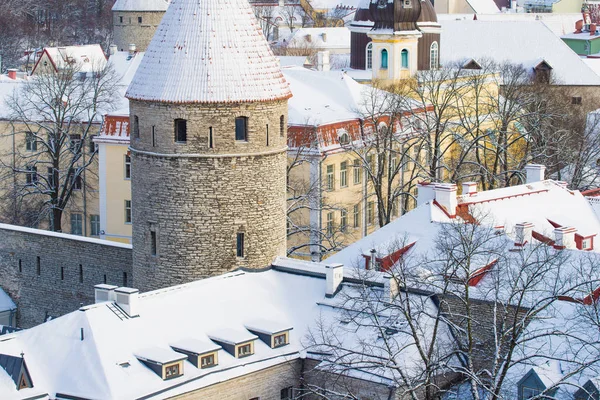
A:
322;32;327;42
525;164;545;183
383;277;399;302
461;182;477;196
317;51;330;72
325;263;343;297
109;44;118;56
128;43;137;57
434;183;458;217
7;69;17;80
417;182;435;206
514;222;534;247
554;227;577;250
115;287;140;317
94;284;118;303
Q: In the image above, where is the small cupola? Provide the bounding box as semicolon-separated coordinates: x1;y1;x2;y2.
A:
245;320;293;349
170;338;221;369
208;329;258;358
134;348;187;380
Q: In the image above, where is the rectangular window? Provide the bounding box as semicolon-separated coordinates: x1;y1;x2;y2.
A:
61;266;64;281
36;256;41;275
390;155;398;176
209;127;213;148
152;125;156;147
340;208;347;232
572;96;582;105
353;204;360;228
200;354;215;368
124;154;131;179
71;213;83;235
235;117;248;141
90;215;100;236
70;168;82;190
326;211;334;235
138;16;142;23
150;230;157;256
119;16;123;23
165;363;180;379
47;167;54;188
79;264;83;283
281;387;294;400
174;119;187;143
273;333;287;347
266;124;269;146
392;199;399;217
522;387;541;399
367;201;374;225
326;165;334;191
353;159;361;184
125;200;132;224
123;271;128;286
340;161;348;187
280;115;285;137
237;343;252;357
26;132;37;151
18;259;22;273
237;232;245;258
366;154;374;176
132;115;139;139
26;166;38;185
69;134;82;155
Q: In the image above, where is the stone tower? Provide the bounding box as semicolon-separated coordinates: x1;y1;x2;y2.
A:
112;0;170;52
126;0;292;292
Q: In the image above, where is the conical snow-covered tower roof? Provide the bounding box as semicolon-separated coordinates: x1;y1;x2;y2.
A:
126;0;292;104
112;0;170;12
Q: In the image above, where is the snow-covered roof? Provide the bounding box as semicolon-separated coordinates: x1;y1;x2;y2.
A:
0;289;16;313
32;45;107;75
285;27;351;50
126;0;292;104
465;0;500;14
112;0;170;11
440;20;600;85
0;262;449;398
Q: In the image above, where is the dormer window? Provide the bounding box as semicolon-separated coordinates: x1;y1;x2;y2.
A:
237;342;253;357
135;348;187;380
0;354;33;391
170;338;221;369
245;320;293;349
208;329;258;359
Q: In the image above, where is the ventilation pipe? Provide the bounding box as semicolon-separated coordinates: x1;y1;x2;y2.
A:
325;263;343;297
461;182;477;196
514;222;534;247
128;43;137;57
7;69;17;80
94;284;118;303
109;44;118;56
115;287;140;317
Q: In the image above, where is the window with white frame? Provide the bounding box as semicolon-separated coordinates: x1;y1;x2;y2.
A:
326;164;334;191
71;213;83;235
340;161;348;187
124;154;131;179
26;166;37;185
326;212;334;235
366;42;373;70
90;215;100;236
353;159;361;184
125;200;132;223
430;41;439;70
25;132;37;151
340;208;348;232
353;204;360;228
367;201;375;225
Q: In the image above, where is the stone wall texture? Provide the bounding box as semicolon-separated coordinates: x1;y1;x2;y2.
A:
0;226;132;328
112;11;165;52
130;100;289;292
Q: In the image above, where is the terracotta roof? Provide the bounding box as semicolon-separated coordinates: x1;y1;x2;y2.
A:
126;0;292;104
97;115;130;142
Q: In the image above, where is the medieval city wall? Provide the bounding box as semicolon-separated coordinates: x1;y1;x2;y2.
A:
0;223;132;328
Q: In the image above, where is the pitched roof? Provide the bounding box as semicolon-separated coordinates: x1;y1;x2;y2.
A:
126;0;292;104
439;20;600;86
32;45;107;75
112;0;170;11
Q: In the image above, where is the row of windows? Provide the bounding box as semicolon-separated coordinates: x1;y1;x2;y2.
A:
118;16;144;24
16;257;128;286
25;133;97;154
365;42;439;70
132;116;286;146
71;213;101;236
26;167;83;190
324;200;402;234
326;154;405;191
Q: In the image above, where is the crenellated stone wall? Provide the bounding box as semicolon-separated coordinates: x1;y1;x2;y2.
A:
0;224;132;328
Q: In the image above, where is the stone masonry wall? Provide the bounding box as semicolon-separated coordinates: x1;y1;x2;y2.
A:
0;225;132;328
130;100;288;292
113;11;165;52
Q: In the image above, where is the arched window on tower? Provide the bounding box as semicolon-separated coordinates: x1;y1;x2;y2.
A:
235;117;248;141
430;42;439;70
381;49;388;69
401;49;409;69
366;42;373;70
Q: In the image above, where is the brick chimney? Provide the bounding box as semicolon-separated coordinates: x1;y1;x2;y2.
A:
7;69;17;80
462;182;477;196
417;182;435;206
435;183;458;217
325;263;343;297
554;227;577;250
514;222;534;247
383;276;399;302
525;164;545;183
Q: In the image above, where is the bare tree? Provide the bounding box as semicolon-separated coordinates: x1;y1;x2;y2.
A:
280;3;300;32
253;5;276;41
1;61;118;231
304;217;600;400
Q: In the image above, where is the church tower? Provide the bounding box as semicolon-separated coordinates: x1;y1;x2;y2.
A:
126;0;291;292
112;0;170;52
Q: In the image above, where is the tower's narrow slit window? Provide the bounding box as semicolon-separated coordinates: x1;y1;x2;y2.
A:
60;267;64;281
150;230;157;256
79;264;83;283
174;119;187;143
123;272;128;286
36;256;41;275
266;124;269;146
132;115;139;139
280;115;285;137
209;127;214;148
236;232;245;258
235;117;248;141
152;125;156;147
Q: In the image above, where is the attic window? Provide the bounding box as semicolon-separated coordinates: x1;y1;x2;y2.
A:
273;333;288;347
135;348;186;380
339;132;350;145
0;354;33;390
201;353;216;368
237;342;253;357
245;321;293;349
170;339;221;369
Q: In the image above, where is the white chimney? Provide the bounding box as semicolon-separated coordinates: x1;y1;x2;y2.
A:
514;222;534;246
462;182;477;196
417;182;435;206
94;284;118;303
325;263;343;297
7;69;17;80
525;164;545;183
322;32;327;42
128;43;137;57
383;276;399;302
317;51;330;72
554;227;576;249
109;44;118;56
435;183;458;217
115;287;140;317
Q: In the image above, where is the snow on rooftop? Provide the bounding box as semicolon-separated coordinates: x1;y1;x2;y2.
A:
285;27;351;50
244;319;293;335
135;347;187;364
0;289;16;313
35;45;107;74
112;0;170;11
126;0;291;104
440;20;600;85
207;328;258;345
465;0;500;14
169;338;221;355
